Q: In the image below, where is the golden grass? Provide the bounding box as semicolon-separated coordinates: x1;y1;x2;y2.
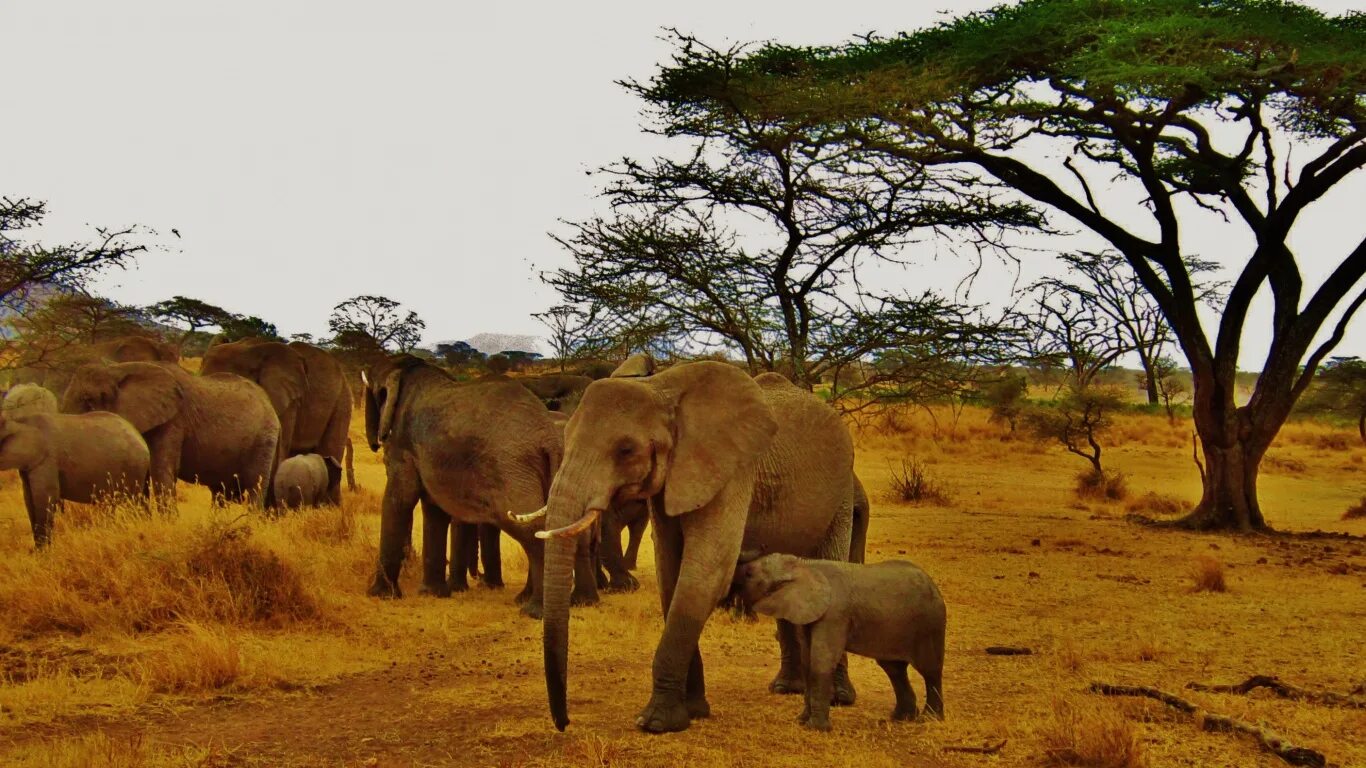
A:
1;403;1364;767
1074;469;1128;501
1189;555;1228;593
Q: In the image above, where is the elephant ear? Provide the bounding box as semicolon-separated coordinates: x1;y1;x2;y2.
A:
377;369;405;442
753;560;832;626
611;353;655;378
114;365;183;433
654;362;777;516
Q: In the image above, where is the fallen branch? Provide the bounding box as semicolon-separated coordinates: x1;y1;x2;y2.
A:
942;739;1006;755
985;646;1033;656
1089;682;1326;767
1187;675;1366;709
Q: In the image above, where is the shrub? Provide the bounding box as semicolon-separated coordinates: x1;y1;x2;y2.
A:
1075;469;1128;501
1040;695;1148;768
886;456;952;505
1190;555;1227;593
1344;497;1366;520
1124;492;1189;517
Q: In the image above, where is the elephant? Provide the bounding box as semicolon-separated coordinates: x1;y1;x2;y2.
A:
735;553;945;730
61;362;280;511
539;361;862;733
361;355;598;616
200;339;352;505
594;500;649;593
3;383;59;419
7;334;178;395
450;522;504;591
518;373;594;415
0;411;150;547
273;453;342;510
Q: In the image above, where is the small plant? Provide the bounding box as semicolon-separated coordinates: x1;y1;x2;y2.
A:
1040;695;1148;768
1023;386;1127;479
1344;497;1366;520
886;456;951;505
1075;468;1128;501
1190;555;1227;593
1124;492;1188;517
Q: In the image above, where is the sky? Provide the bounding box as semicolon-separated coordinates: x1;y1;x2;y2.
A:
3;0;1364;368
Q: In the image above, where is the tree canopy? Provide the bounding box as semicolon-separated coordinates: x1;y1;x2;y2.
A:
651;0;1366;530
1;197;145;314
328;295;425;353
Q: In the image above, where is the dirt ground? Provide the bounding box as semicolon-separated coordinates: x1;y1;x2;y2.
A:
1;405;1363;768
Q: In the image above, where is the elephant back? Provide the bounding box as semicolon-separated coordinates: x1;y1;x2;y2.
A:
202;340;307;420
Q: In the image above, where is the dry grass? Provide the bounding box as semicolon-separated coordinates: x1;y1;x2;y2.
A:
1075;468;1128;501
1039;695;1149;768
885;455;952;505
1189;555;1228;593
1;401;1364;767
1345;497;1366;520
1125;491;1190;517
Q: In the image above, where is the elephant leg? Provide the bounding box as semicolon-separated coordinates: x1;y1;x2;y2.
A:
479;524;504;588
319;400;350;505
513;534;545;618
368;463;420;598
419;499;452;597
801;621;847;732
449;523;474;592
144;425;182;516
624;512;647;571
344;437;357;493
20;469;60;549
879;660;918;721
636;495;746;733
600;514;638;592
770;621;805;695
804;501;858;707
571;533;600;607
264;408;298;510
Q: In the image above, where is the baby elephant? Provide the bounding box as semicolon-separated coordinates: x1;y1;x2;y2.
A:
272;453;342;510
0;411;151;548
736;553;946;731
3;383;59;419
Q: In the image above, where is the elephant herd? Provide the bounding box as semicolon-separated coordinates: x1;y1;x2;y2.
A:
3;341;946;735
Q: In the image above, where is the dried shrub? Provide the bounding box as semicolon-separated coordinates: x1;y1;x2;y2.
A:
1189;555;1227;593
184;522;319;626
1315;432;1353;451
1263;454;1308;474
1124;492;1190;517
134;623;244;693
1075;469;1128;501
1344;497;1366;520
886;456;952;505
1041;695;1148;768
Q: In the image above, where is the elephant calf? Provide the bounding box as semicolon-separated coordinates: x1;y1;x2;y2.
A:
273;453;342;510
3;383;58;419
0;412;150;547
736;553;946;731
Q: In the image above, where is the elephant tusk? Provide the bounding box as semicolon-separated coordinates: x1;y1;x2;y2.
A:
535;508;601;540
360;369;370;387
510;505;547;524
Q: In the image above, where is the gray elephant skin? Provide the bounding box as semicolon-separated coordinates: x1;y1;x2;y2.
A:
0;411;150;547
736;553;946;731
3;383;59;419
201;339;352;505
362;355;599;616
273;453;343;510
539;361;863;733
518;373;593;415
61;362;280;511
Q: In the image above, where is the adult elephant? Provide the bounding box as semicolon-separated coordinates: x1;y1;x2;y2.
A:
518;373;593;415
201;339;352;504
540;361;859;733
8;334;178;394
362;355;598;615
61;362;280;511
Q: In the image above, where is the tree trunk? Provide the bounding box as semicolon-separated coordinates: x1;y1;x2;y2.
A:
1358;410;1365;446
1137;350;1160;406
1176;372;1274;531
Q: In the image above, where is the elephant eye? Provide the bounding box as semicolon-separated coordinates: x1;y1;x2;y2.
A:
614;439;638;459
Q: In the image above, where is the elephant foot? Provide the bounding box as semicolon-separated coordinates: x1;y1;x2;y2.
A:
769;673;804;695
419;580;452;598
832;670;857;707
367;575;403;599
890;706;917;722
481;576;505;589
686;696;711;720
448;578;469;593
595;570;610;590
519;600;544;620
571;588;600;607
635;695;692;733
606;572;640;593
513;583;533;605
802;715;833;732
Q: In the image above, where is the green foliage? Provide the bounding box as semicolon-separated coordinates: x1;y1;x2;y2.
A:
433;341;485;367
1299;356;1366;441
1022;385;1128;474
328;295;424;353
218;315;282;343
982;371;1030;433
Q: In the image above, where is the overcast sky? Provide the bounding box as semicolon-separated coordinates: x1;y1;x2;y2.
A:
4;1;1363;368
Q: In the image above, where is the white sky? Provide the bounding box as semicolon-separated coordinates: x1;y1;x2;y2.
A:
3;0;1363;369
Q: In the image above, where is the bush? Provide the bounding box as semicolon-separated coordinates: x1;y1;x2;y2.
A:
1344;497;1366;520
1189;555;1227;593
886;456;951;505
1040;695;1148;768
1075;469;1128;501
1124;492;1189;517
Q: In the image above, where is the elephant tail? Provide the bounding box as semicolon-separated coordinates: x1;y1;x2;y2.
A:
849;474;869;564
344;437;357;492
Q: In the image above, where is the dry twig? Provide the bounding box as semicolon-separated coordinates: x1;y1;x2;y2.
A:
942;739;1006;755
1187;675;1366;709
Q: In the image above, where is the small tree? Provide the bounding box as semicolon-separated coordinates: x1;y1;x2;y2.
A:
2;292;149;376
218;315;283;343
433;341;486;368
146;296;234;353
328;295;424;352
1021;283;1132;394
535;305;592;372
1023;387;1127;477
982;371;1029;435
1151;357;1191;425
1;197;146;312
1300;357;1366;443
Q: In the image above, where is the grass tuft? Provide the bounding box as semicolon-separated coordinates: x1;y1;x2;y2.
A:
886;455;952;505
1075;469;1127;501
1040;695;1148;768
1189;554;1227;593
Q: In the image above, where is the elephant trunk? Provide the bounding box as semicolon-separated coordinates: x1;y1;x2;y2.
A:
541;467;601;732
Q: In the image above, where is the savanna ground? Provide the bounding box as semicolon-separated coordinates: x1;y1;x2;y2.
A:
1;396;1364;768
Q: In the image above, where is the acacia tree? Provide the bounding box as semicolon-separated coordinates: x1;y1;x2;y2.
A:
328;295;425;352
1299;356;1366;442
534;304;594;372
2;292;148;375
683;0;1366;530
1;197;145;313
146;295;233;353
547;34;1039;393
1021;282;1133;394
